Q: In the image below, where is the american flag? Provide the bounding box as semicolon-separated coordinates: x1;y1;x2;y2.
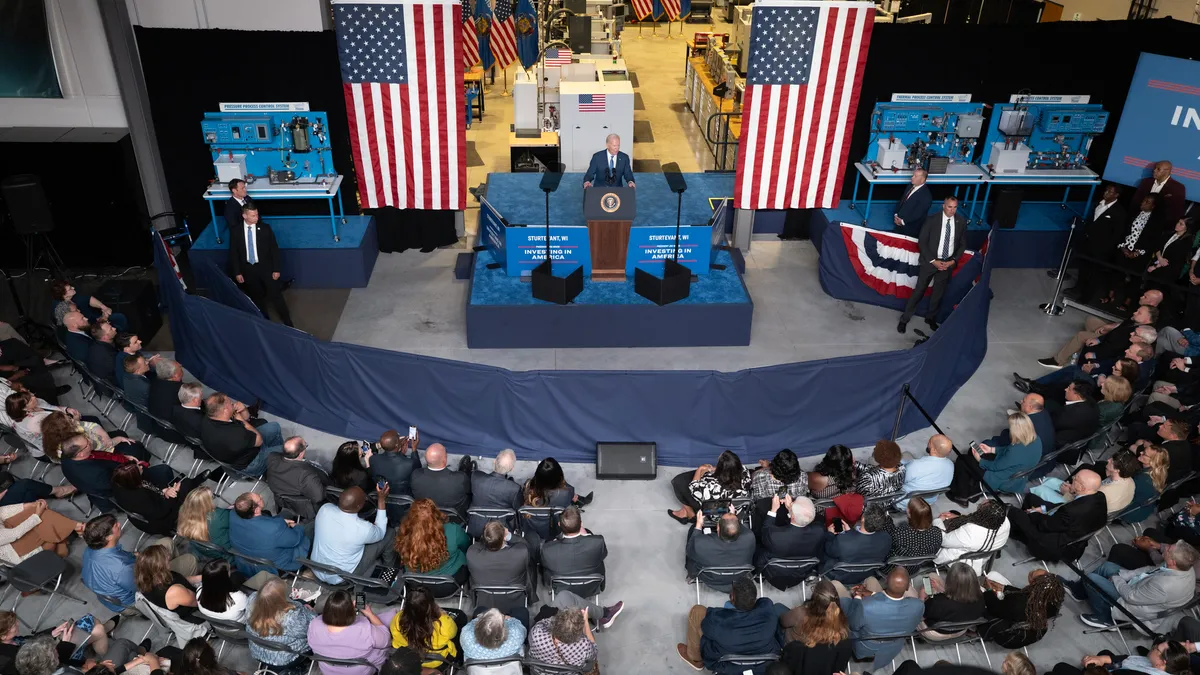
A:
734;1;874;210
334;0;465;211
630;0;653;19
544;47;572;66
491;0;517;68
578;94;606;112
662;0;681;20
461;0;479;68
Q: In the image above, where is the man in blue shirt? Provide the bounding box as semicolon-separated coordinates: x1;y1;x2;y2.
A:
311;485;391;583
896;434;956;508
228;492;312;576
81;514;197;613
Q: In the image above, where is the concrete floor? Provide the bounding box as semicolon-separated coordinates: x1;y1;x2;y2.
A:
2;17;1151;675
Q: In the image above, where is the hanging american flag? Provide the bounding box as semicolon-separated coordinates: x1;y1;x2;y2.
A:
461;0;479;68
491;0;517;68
630;0;653;19
544;47;572;66
662;0;681;20
578;93;606;112
334;0;466;211
734;1;874;210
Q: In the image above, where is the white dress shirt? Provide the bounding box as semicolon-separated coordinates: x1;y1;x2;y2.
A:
1093;200;1114;221
1151;178;1168;194
935;215;955;260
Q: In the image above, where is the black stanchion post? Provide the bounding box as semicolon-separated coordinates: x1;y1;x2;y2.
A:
1040;216;1078;317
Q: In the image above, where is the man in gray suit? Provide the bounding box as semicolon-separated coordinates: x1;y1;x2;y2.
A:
684;510;754;589
265;436;331;520
467;449;523;537
467;521;537;618
540;506;607;597
1068;540;1199;629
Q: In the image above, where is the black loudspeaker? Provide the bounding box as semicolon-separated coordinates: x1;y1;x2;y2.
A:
993;188;1023;229
96;279;163;343
568;15;591;54
1;174;55;234
595;442;657;480
532;259;584;304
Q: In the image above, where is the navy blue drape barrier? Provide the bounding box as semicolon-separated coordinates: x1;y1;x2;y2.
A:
192;259;262;317
154;232;994;466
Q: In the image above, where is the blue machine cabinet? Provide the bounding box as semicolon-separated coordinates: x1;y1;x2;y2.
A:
199;103;347;241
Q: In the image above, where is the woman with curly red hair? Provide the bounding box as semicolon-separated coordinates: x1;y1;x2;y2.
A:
394;498;471;583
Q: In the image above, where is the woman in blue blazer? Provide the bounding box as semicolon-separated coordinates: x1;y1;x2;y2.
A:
949;412;1041;504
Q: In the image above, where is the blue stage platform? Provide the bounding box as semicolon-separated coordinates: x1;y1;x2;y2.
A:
189;216;379;288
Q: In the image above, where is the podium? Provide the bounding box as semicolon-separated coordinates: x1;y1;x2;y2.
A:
583;186;637;281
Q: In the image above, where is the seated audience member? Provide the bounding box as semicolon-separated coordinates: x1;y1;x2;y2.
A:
808;445;856;501
5;390;80;450
332;441;375;494
1138;422;1193;490
0;471;74;506
177;487;235;563
1048;641;1190;675
85;322;117;381
1065;449;1139;515
135;544;203;624
777;580;852;674
266;436;331;521
460;608;526;662
1064;540;1199;629
823;504;892;584
172;383;205;439
978;568;1064;647
933;500;1010;573
841;567;924;670
884;497;942;570
467;521;537;613
378;647;424;675
410;444;472;521
119;355;151;409
0;611;122;675
196;558;249;622
170;638;240;675
525;604;595;671
467;449;522;536
1097;375;1132;427
897;435;956;507
1122;445;1170;523
749;449;807;501
0;498;81;562
246;578;316;672
112;333;153;390
540;506;609;594
948;412;1041;504
82;515;179;612
200;393;283;477
1008;469;1107;562
521;457;588;538
756;495;824;568
394;498;470;583
919;563;985;638
50;280;125;330
147;358;185;422
670;450;753;524
0;340;64;406
982;394;1055;456
1044;288;1162;364
312;485;391;583
307;590;398;675
855;441;906;498
389;585;462;669
676;576;786;673
227;492;311;577
61;311;93;364
42;410;139;461
684;509;754;587
1048;380;1103;452
111;461;212;536
59;433;173;511
369;430;423;496
1023;329;1156;397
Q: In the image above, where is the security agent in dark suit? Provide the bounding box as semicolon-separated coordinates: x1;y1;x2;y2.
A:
1074;184;1128;303
228;204;293;327
1132;161;1188;226
1006;469;1107;562
540;506;609;596
898;196;968;334
223;178;252;238
684;509;754;589
467;450;523;537
893;169;933;237
410;443;471;520
467;521;538;613
582;134;635;189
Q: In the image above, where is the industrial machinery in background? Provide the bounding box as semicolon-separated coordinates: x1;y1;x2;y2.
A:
200;103;336;187
979;93;1109;176
862;95;985;176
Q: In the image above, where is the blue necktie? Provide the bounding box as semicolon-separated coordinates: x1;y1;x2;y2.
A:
610;155;616;171
247;226;258;265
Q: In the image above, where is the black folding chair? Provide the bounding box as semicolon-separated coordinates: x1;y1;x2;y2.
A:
690;565;755;604
296;556;404;604
309;652;378;675
886;554;938;577
403;573;466;608
244;632;311;672
205;616;251;659
823;561;886;585
548;574;605;602
758;557;820;594
467;507;518;537
0;551;90;632
526;659;594;675
917;619;992;666
471;584;527;611
715;654;780;673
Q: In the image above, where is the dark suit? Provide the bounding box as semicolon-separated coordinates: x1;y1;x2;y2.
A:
410;466;471;520
1007;491;1107;561
900;211;969;324
265;454;331;521
466;534;537;609
541;533;609;595
1050;399;1100;450
822;528;892;584
894;184;932;237
148;378;182;422
63;330;91;364
582;149;634;187
1075;200;1128;302
1132;176;1187;226
467;470;523;537
1148;229;1192;283
62;457;175;514
172;405;204;440
227;219;292;327
113;474;206;536
684;526;755;589
86;341;117;382
223;196;251;238
369;450;422;495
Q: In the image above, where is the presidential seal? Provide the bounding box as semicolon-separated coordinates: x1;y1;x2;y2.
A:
600;192;621;213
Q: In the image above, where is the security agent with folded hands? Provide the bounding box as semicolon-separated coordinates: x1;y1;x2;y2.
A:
898;196;968;335
582;134;635;189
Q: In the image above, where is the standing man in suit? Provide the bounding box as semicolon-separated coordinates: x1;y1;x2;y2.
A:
541;506;609;596
582;134;635;189
1132;161;1187;226
893;169;932;237
898;196;968;334
1075;184;1128;303
410;443;471;520
224;178;252;238
684;510;754;588
228;204;293;327
467;449;523;537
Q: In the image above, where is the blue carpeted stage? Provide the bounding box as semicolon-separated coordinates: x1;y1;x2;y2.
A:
189;216;379;288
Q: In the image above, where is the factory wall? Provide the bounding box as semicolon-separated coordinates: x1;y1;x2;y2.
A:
124;0;331;31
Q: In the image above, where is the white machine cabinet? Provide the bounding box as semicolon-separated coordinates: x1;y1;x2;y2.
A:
559;79;635;172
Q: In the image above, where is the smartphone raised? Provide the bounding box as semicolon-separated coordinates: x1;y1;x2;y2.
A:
377;478;388;491
408;425;417;440
832;519;845;533
922;577;933;595
355;592;366;610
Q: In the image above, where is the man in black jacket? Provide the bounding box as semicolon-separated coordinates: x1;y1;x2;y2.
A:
756;495;824;566
199;392;284;477
223;178;252;238
266;436;332;520
467;449;522;537
172;382;205;439
466;521;537;615
893;169;932;238
684;509;754;588
1074;184;1128;304
1048;380;1102;453
369;430;422;495
85;322;117;382
147;358;184;422
541;506;609;595
1007;469;1107;562
228;204;292;327
410;443;471;520
898;196;968;334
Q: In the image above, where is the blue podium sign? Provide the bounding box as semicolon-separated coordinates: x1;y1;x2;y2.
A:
481;198;507;269
507;226;592;276
625;226;712;277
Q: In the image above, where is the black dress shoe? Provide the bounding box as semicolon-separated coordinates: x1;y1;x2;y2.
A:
1013;379;1031;394
576;491;594;506
897;321;907;334
247;399;262;418
925;318;939;330
667;509;692;524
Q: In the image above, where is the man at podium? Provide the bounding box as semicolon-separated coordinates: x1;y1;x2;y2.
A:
582;133;635;189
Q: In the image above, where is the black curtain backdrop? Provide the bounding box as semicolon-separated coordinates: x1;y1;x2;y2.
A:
842;18;1200;203
134;27;455;253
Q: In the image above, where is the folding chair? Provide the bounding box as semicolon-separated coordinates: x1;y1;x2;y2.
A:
0;551;90;632
204;616;251;659
295;556;404;605
758;557;820;594
917;619;992;666
547;574;605;602
715;654;779;674
891;489;946;511
467;507;518;537
244;631;311;671
403;573;466;608
885;554;937;578
462;656;524;675
1078;595;1200;653
854;629;921;672
113;504;163;549
95;592;167;645
133;592;210;648
228;549;297;582
526;659;594;675
822;561;886;586
517;506;564;540
690;565;755;604
1010;531;1096;570
933;548;997;575
308;652;377;675
471;585;527;611
865;490;906;509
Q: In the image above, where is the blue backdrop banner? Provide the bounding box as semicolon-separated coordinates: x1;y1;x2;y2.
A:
625;225;713;277
1104;52;1200;194
158;230;993;467
192;259;262;317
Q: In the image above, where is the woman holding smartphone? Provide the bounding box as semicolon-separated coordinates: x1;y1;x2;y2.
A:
307;590;398;675
947;412;1041;506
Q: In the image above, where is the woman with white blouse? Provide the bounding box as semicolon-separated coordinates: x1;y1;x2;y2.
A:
196;559;250;622
933;499;1009;574
4;391;80;452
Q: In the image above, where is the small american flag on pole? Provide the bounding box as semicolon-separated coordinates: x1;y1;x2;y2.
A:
734;0;874;210
578;94;606;112
630;0;653;19
461;0;479;68
491;0;517;67
662;0;681;20
544;47;572;66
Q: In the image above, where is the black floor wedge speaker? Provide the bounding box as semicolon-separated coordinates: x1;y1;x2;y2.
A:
596;442;657;480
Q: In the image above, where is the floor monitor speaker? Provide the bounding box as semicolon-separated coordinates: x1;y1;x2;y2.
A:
596;442;657;480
